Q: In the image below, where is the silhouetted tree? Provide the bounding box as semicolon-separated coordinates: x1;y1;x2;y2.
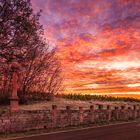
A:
0;0;62;104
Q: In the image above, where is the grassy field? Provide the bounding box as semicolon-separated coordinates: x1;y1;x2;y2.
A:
19;96;139;111
1;94;140;111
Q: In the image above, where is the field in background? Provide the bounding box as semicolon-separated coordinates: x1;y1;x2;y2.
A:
19;94;140;111
109;93;140;99
61;94;140;102
1;94;140;111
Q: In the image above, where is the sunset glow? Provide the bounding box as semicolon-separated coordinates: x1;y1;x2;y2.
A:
31;0;140;96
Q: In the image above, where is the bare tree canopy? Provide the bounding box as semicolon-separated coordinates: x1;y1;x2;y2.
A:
0;0;62;104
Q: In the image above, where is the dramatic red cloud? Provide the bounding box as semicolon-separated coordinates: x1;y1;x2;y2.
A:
31;0;140;96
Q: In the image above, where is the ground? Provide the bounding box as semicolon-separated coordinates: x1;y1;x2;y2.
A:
0;97;139;140
19;97;138;110
0;97;138;113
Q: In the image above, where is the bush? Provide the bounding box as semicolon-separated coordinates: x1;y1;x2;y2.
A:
18;91;54;104
61;93;140;103
0;90;54;105
0;91;10;105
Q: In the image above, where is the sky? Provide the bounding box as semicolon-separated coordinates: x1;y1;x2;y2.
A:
31;0;140;95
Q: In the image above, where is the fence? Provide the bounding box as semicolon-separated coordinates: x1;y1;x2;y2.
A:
0;104;140;133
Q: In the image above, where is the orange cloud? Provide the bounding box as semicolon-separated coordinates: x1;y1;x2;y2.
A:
31;0;140;96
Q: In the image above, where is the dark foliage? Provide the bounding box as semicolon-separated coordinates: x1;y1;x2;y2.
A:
61;93;140;103
0;0;62;104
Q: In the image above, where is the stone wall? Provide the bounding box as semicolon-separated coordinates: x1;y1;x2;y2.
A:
0;104;140;133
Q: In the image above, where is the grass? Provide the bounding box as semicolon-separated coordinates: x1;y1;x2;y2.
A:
1;93;139;112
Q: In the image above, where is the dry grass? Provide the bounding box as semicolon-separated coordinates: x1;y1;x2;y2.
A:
20;97;137;110
0;97;138;112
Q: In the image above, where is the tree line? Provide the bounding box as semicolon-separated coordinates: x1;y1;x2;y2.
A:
61;94;140;103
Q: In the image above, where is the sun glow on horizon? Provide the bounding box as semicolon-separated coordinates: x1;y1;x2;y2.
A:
127;83;140;88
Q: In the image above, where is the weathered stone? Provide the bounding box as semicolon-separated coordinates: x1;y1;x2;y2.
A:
0;104;139;133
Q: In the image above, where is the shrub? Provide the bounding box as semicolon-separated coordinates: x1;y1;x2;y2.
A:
0;90;54;105
61;93;140;103
0;91;10;105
